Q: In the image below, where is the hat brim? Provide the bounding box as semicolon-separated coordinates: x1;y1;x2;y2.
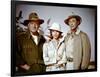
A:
49;29;62;33
23;19;44;26
64;15;81;26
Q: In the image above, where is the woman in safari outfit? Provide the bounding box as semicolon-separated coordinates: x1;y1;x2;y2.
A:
43;22;66;72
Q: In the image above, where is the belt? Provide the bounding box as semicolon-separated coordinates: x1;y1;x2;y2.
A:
67;57;73;62
46;64;64;67
27;59;44;65
46;64;55;67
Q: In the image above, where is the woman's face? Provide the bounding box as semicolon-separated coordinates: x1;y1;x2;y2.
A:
28;21;40;33
51;30;61;40
68;18;78;30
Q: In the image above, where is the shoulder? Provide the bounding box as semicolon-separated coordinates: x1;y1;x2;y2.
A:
80;31;89;38
79;31;90;42
43;40;52;47
43;42;49;49
16;32;28;40
40;35;45;40
40;35;46;43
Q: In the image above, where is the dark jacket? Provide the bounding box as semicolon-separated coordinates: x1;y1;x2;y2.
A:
16;31;46;74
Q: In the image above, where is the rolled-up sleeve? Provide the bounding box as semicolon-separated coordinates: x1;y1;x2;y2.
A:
81;34;91;69
43;43;50;65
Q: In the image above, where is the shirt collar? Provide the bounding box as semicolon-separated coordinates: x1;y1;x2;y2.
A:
30;32;38;38
26;31;41;39
52;37;64;44
67;28;80;35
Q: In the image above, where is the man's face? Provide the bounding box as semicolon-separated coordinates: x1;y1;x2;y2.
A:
68;18;78;30
28;21;40;33
51;30;60;40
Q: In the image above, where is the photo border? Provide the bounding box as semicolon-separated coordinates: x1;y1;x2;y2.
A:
11;0;97;76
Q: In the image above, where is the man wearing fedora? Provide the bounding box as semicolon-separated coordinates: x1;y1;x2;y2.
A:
64;14;91;70
43;22;66;71
16;12;46;75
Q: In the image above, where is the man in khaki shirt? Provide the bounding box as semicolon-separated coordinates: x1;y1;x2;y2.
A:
64;14;91;70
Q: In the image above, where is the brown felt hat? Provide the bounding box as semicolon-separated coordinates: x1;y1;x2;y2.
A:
23;12;44;26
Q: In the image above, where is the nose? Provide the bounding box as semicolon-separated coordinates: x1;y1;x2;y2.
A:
53;30;57;33
70;23;75;26
33;25;37;28
32;23;38;28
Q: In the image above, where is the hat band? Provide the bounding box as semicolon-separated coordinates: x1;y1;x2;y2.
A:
29;17;40;20
49;29;62;32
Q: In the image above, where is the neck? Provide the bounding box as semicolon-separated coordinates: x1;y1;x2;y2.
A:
53;38;59;41
31;31;39;36
71;29;77;33
71;27;78;33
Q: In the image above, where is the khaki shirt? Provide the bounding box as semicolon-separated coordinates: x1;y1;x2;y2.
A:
65;29;91;70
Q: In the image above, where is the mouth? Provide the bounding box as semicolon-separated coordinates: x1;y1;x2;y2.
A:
71;26;75;28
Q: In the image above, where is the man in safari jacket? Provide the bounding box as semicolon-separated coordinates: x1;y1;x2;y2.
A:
16;12;46;75
64;14;91;70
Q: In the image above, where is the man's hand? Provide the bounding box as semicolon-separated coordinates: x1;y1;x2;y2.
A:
20;64;30;70
56;64;64;68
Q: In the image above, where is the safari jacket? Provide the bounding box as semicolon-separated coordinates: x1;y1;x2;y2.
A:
16;31;46;74
65;29;91;70
43;38;66;71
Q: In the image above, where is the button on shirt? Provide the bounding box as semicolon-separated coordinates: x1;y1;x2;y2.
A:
66;35;74;58
66;28;80;70
66;28;80;58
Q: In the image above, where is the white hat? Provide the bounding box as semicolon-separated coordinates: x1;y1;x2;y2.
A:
49;22;62;33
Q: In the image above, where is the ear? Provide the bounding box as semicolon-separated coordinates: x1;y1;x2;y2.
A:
77;21;80;26
27;23;30;27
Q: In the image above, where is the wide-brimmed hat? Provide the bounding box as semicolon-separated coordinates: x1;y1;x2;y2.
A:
49;22;62;33
23;12;44;26
64;15;82;26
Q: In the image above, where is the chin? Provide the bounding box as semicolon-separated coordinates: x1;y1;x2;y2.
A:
31;30;37;33
71;27;76;30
